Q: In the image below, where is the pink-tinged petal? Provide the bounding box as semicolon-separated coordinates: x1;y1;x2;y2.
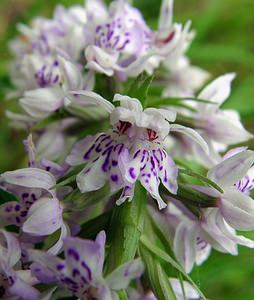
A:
173;221;197;273
1;168;56;195
219;189;254;231
158;0;173;29
207;150;254;188
20;87;64;119
63;232;105;281
106;258;144;290
23;198;62;236
198;73;236;108
170;124;209;155
169;278;199;300
0;230;21;267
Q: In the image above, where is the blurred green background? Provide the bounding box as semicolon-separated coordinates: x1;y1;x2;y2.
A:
0;0;254;299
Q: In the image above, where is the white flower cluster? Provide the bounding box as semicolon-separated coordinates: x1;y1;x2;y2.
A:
1;0;254;299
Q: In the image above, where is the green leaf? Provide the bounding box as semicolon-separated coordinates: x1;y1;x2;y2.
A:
127;73;154;107
117;290;129;300
140;235;207;300
139;244;177;300
105;182;146;273
63;184;111;211
179;168;224;193
79;210;112;240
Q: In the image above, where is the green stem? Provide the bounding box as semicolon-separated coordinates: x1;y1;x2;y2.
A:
105;182;146;273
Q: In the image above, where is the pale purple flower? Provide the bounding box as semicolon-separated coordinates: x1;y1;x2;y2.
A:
84;0;192;79
30;231;144;300
66;94;208;209
18;55;93;120
0;230;39;300
9;4;87;61
204;149;254;231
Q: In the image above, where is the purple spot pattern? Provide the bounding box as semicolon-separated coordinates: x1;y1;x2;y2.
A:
35;60;60;88
235;174;254;194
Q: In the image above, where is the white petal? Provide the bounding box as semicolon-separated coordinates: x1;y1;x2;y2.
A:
169;278;199;300
220;189;254;231
47;222;69;255
20;87;64;119
207;150;254;188
170;124;209;154
66;135;95;166
1;168;56;194
173;221;197;273
76;156;107;193
198;73;236;108
158;0;173;29
23;198;63;235
70;90;114;113
0;230;21;267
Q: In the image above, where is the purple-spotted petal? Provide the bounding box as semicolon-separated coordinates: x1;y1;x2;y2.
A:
63;231;105;282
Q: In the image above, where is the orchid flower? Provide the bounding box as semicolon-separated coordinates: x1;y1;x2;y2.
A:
30;231;144;300
202;148;254;231
169;149;254;272
18;55;95;120
173;206;254;273
0;230;39;300
66;93;208;209
84;0;192;79
190;73;253;167
9;4;87;61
